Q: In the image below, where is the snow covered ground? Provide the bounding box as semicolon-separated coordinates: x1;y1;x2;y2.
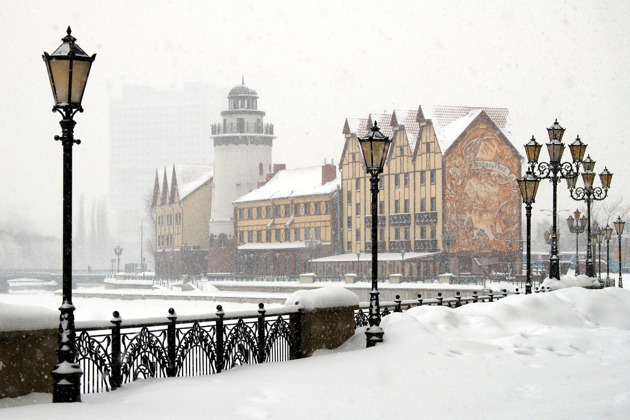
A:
1;286;630;419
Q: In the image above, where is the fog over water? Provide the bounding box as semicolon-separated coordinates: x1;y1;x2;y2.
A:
1;1;629;267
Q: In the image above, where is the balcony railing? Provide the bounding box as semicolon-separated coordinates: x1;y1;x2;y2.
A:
364;215;386;227
211;122;274;135
414;211;438;225
414;239;438;252
389;213;411;226
389;240;411;252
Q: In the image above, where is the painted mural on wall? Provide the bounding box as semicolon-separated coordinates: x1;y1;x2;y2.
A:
444;122;520;253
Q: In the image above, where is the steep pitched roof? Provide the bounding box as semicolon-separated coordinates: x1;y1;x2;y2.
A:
420;105;510;153
157;164;214;204
234;166;340;203
392;109;421;152
343;105;511;159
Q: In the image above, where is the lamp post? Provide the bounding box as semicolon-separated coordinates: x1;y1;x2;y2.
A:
525;120;586;280
567;209;587;274
567;156;612;277
614;216;625;288
114;245;123;273
356;250;361;278
518;169;540;294
595;227;604;285
43;27;95;403
603;224;613;286
358;121;391;347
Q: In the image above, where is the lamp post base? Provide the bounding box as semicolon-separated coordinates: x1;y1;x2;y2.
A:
52;362;82;403
365;325;384;348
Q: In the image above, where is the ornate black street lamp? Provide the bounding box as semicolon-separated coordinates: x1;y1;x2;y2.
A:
603;224;613;286
358;121;391;347
614;216;625;288
567;209;587;274
114;245;123;272
567;157;612;277
595;227;604;285
518;169;540;294
43;27;96;403
525;120;586;280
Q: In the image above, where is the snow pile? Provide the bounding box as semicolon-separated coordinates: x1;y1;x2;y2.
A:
541;273;600;290
2;288;630;419
285;285;359;310
0;302;58;332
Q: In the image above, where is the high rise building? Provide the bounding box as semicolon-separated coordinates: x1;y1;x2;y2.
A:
109;82;223;266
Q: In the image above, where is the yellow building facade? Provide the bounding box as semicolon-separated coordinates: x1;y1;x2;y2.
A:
337;106;519;278
152;164;213;277
233;165;341;275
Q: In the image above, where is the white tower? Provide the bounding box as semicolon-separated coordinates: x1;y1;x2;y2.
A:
209;79;275;237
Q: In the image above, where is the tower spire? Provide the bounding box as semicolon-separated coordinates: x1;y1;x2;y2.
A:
242;74;245;85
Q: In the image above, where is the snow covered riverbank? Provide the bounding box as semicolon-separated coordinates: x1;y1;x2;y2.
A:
2;287;630;419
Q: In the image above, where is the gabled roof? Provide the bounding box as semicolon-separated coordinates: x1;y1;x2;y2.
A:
420;105;510;153
234;166;340;203
342;104;511;159
157;164;214;205
392;109;421;152
342;117;369;136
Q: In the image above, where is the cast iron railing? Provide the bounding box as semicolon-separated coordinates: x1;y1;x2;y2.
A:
76;304;300;394
76;286;552;395
353;288;541;328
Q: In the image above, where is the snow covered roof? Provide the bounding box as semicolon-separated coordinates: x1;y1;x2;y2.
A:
158;164;214;204
234;166;340;203
343;105;510;157
420;105;511;153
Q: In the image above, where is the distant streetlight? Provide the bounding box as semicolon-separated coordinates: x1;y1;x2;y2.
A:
43;26;96;403
358;121;391;347
356;250;361;278
595;227;604;285
567;209;587;274
518;169;540;294
524;121;586;280
614;216;625;288
114;245;123;272
602;224;613;286
567;158;612;277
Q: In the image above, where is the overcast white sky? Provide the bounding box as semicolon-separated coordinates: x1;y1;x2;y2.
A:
2;0;630;237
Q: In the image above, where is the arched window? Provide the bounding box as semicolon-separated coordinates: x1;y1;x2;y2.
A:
259;163;263;175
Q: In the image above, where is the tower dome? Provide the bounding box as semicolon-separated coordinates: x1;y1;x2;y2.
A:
228;77;259;110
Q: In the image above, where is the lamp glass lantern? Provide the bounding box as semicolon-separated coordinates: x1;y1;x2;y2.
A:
582;155;596;172
568;136;587;163
518;171;540;203
614;216;626;236
546;138;565;163
43;27;96;109
603;225;614;241
582;170;595;190
359;121;391;173
599;167;613;189
524;136;542;164
547;119;566;142
596;227;604;243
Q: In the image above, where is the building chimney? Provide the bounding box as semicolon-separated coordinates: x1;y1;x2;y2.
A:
322;164;336;185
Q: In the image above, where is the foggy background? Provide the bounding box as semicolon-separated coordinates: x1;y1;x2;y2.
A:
1;0;629;269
